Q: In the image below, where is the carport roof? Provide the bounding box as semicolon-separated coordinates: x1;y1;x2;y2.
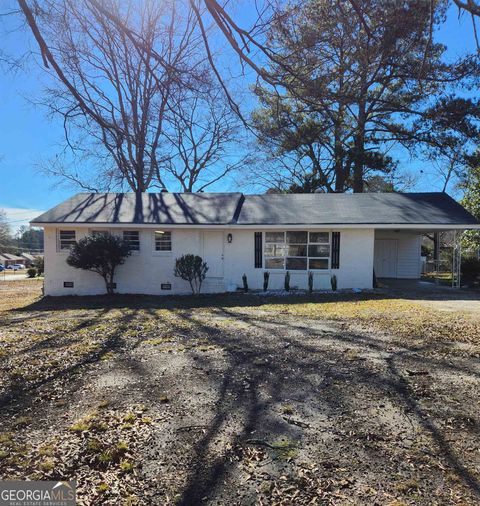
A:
31;191;480;227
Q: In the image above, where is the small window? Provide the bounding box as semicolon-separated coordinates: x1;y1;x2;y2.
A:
287;245;307;256
286;257;307;270
265;232;285;243
155;231;172;251
309;258;329;270
265;257;285;269
308;244;330;257
265;244;287;256
59;230;76;250
286;231;307;244
309;232;329;243
123;230;140;251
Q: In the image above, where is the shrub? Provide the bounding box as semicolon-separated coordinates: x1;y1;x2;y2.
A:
67;233;131;295
27;268;37;278
461;256;480;287
34;256;44;276
242;273;248;293
284;271;290;291
331;274;337;291
263;271;270;292
174;254;208;294
308;271;314;293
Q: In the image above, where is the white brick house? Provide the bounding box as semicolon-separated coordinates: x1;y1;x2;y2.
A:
31;192;480;296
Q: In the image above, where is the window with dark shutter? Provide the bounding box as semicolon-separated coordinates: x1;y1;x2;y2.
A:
254;232;262;268
331;232;340;269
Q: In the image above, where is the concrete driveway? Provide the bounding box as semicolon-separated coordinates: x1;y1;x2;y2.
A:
378;277;480;313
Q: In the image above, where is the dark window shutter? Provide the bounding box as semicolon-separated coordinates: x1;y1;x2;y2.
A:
254;232;262;268
331;232;340;269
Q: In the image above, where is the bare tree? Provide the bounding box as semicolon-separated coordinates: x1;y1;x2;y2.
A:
0;210;14;252
162;91;247;191
18;0;207;192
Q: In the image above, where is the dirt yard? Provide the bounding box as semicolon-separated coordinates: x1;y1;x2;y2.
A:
1;279;480;505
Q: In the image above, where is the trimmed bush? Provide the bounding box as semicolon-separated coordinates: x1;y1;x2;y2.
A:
27;268;37;278
263;271;270;292
174;254;208;295
331;274;337;291
67;233;131;295
242;273;248;293
308;271;314;293
34;256;44;276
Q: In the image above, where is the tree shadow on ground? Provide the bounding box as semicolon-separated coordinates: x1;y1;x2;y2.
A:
2;291;480;503
7;282;480;316
157;307;480;504
0;308;137;412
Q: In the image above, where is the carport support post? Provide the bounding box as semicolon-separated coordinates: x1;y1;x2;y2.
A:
452;230;462;289
433;232;440;285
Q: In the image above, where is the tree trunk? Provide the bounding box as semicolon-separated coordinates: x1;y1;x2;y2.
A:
333;114;345;192
104;270;115;295
353;101;366;193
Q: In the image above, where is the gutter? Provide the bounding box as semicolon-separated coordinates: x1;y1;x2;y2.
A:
29;222;480;230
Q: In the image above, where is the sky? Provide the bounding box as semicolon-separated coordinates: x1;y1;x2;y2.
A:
0;2;478;232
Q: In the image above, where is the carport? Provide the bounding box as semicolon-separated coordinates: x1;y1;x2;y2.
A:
373;227;464;287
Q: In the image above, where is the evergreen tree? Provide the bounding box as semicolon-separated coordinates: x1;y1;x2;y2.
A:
253;0;479;193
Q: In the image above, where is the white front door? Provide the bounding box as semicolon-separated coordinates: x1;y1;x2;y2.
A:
202;231;224;278
374;239;398;278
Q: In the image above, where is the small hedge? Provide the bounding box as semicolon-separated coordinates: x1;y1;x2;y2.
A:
27;268;37;278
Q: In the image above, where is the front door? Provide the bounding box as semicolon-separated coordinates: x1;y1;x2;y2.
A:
202;231;224;278
374;239;398;278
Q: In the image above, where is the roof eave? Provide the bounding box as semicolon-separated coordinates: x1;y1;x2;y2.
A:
29;221;480;229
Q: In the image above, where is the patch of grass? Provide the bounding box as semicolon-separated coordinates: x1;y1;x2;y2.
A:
143;337;175;346
116;441;129;452
9;369;25;381
281;404;295;415
271;438;299;461
99;451;114;463
394;478;421;494
39;458;55;472
263;298;480;345
345;349;360;361
123;495;139;506
123;412;136;423
0;450;9;459
90;420;108;432
97;483;109;493
86;438;103;452
13;416;31;428
38;444;55;457
0;433;14;445
70;422;91;433
100;351;115;361
119;459;135;473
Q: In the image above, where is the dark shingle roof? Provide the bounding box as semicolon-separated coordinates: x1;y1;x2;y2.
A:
31;191;479;227
237;192;479;225
31;192;244;225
